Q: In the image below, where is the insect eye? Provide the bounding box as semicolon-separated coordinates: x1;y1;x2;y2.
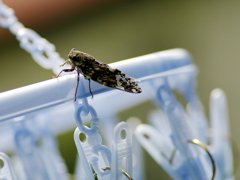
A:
71;56;77;61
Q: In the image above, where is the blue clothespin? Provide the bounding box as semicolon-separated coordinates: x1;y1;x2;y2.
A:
136;84;213;179
35;113;69;180
135;64;217;179
13;115;69;180
110;122;133;180
73;92;134;180
134;51;234;179
0;153;17;180
73;96;111;180
13;117;50;180
208;89;233;180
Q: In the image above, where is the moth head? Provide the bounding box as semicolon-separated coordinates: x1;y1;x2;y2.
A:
68;48;78;62
68;48;93;63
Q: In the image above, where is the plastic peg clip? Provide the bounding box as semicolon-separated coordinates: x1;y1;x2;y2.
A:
209;89;233;179
13;120;50;180
111;122;133;180
155;79;176;110
166;101;212;180
0;153;17;180
74;128;95;180
74;128;111;180
135;124;180;180
73;98;111;180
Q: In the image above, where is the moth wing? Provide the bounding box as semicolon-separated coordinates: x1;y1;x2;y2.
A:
90;60;142;93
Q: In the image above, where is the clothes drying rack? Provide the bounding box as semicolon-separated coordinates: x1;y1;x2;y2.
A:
0;1;234;180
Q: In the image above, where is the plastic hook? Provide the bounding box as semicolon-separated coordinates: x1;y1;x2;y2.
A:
74;102;99;135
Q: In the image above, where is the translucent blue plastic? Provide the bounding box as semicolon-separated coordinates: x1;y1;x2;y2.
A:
0;153;17;180
135;87;234;180
0;47;233;179
0;49;193;122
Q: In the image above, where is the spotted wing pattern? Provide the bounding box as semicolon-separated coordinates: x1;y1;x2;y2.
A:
76;57;142;93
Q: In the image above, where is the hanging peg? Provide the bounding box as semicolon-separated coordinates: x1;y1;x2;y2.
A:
209;89;233;179
0;153;17;180
13;118;51;180
135;124;179;180
73;98;111;180
74;128;111;180
110;122;133;180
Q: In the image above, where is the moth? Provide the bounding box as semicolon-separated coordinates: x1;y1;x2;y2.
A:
55;48;142;101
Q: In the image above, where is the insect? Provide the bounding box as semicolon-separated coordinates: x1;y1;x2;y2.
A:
54;48;142;101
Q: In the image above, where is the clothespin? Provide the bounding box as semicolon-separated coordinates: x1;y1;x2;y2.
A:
208;89;233;180
74;121;133;180
126;117;145;180
13;117;50;180
13;115;68;180
73;84;134;180
35;113;69;180
136;70;216;179
73;97;111;180
110;122;133;180
0;153;17;180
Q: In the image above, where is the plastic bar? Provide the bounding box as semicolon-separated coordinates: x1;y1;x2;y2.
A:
0;48;192;122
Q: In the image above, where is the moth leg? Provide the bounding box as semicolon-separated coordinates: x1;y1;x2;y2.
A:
74;72;80;101
88;79;94;98
60;59;71;67
55;68;75;78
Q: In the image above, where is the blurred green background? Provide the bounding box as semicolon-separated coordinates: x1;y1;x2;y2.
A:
1;0;240;179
